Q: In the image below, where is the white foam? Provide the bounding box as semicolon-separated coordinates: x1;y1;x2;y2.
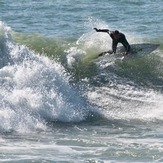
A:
87;82;163;122
0;22;92;133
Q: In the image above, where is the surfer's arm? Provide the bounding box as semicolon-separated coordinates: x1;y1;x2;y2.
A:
94;28;110;33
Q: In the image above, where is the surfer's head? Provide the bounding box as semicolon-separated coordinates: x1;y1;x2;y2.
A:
113;30;120;39
114;30;119;34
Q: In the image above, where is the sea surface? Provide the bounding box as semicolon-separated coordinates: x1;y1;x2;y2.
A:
0;0;163;162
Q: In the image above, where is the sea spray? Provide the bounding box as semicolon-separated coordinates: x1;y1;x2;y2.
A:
0;22;97;133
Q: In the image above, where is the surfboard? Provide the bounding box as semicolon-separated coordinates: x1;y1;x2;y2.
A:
98;43;160;60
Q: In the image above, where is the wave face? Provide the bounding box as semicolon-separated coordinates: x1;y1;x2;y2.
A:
76;27;163;122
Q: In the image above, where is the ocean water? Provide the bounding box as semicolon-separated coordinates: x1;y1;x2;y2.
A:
0;0;163;162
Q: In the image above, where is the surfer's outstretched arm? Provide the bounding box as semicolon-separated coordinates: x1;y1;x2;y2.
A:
94;28;110;33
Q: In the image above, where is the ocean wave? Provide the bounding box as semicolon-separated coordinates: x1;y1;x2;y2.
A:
0;20;163;133
11;20;163;86
0;21;100;133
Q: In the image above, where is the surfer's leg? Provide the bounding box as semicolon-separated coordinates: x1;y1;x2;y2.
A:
122;42;130;55
112;40;118;54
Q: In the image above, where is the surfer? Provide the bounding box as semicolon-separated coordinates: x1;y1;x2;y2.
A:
94;28;130;55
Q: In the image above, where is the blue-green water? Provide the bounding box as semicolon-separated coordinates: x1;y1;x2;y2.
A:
0;0;163;162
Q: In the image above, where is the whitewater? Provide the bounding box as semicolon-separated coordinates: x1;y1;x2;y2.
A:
0;0;163;162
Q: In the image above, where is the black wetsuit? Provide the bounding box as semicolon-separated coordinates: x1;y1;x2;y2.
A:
95;29;130;54
110;32;130;54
